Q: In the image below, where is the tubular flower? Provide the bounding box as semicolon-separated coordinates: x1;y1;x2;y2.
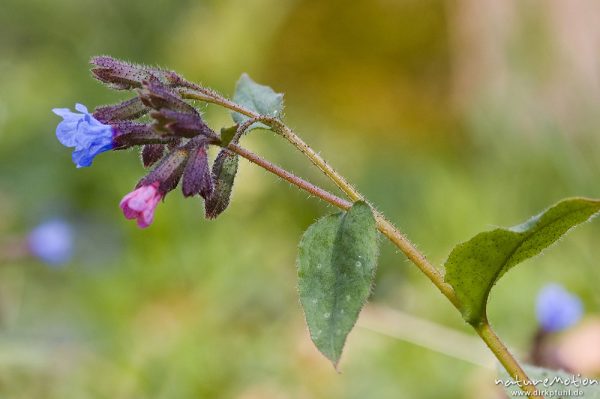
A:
53;103;114;167
120;182;163;228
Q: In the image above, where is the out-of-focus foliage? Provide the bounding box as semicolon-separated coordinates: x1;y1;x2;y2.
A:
1;0;599;398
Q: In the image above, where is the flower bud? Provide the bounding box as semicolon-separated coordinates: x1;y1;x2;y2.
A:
120;182;162;228
91;56;155;90
91;56;185;90
205;149;239;219
138;148;189;195
182;139;213;199
138;77;195;113
93;97;147;123
112;122;173;149
141;144;165;168
150;109;216;138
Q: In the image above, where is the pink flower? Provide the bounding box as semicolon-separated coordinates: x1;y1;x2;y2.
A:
119;182;162;228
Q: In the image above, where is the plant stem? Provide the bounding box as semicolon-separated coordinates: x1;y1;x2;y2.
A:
228;143;459;306
184;88;457;304
476;322;544;399
227;143;352;210
186;87;541;399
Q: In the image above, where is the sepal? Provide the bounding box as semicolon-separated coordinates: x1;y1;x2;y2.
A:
141;144;165;168
182;138;213;199
93;97;147;123
138;148;189;194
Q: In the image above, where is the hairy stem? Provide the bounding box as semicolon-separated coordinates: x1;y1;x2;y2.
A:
187;87;540;399
227;143;352;210
227;144;459;307
476;322;544;399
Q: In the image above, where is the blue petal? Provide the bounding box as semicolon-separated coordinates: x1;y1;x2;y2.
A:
56;118;81;147
75;103;89;113
53;104;115;167
72;148;93;168
52;108;78;118
72;138;113;168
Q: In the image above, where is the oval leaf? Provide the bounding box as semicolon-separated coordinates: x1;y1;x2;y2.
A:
204;149;239;219
297;201;379;368
231;73;284;130
445;198;600;325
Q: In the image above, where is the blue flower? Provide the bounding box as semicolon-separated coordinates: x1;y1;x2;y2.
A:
536;283;583;333
28;219;74;266
53;103;115;168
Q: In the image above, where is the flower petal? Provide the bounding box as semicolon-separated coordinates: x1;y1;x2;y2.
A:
75;103;89;113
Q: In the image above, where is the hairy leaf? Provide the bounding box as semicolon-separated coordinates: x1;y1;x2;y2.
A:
445;198;600;325
204;149;239;219
297;201;379;368
232;73;283;131
498;365;600;398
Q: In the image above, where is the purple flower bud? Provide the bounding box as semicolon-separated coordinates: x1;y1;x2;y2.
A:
111;122;173;148
120;182;162;228
93;97;148;123
182;139;213;199
28;219;74;266
138;77;196;113
141;144;165;167
205;149;239;219
52;103;114;168
536;284;583;333
150;109;216;138
139;148;189;195
91;56;185;90
91;56;156;90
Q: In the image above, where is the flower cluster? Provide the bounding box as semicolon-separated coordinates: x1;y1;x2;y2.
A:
53;56;233;228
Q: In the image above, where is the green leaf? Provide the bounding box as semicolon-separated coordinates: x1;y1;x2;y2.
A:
219;125;238;146
498;365;600;398
445;198;600;325
204;149;239;219
231;73;284;130
297;201;379;368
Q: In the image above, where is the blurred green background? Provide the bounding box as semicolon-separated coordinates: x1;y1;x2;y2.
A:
1;0;599;398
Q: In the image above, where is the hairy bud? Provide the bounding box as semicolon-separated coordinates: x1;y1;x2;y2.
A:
91;56;183;90
182;138;213;199
204;149;239;219
150;109;216;138
138;77;195;113
141;144;165;168
93;97;147;123
112;122;172;149
138;148;189;195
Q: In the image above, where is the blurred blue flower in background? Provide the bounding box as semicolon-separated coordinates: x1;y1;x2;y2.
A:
27;219;74;266
536;283;583;333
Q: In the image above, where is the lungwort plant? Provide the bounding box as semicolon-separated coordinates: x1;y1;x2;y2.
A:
53;57;600;398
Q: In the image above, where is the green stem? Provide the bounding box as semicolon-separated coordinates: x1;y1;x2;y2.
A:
184;87;541;399
476;322;544;399
227;143;352;210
